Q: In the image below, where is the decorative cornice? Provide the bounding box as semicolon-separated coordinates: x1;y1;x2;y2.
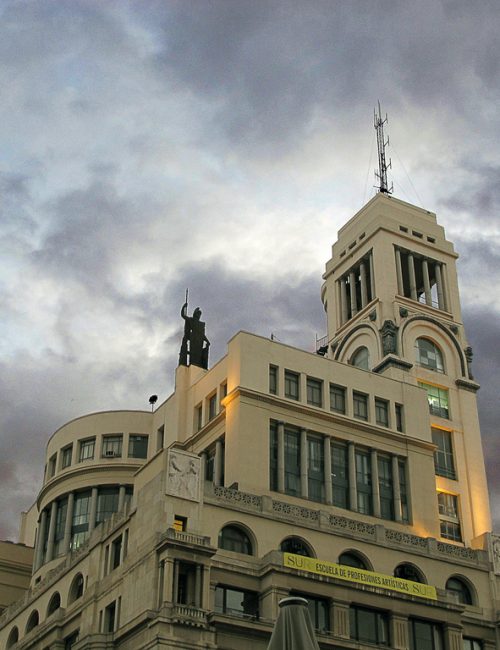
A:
373;355;413;374
455;378;480;393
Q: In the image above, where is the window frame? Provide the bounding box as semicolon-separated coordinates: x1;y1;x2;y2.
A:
284;370;300;400
349;605;389;646
78;438;96;462
353;391;369;421
306;376;323;407
329;383;346;414
101;434;123;458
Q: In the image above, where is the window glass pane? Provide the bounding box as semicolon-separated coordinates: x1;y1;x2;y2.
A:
96;487;119;524
269;365;278;394
415;338;444;373
219;526;252;554
307;377;322;407
353;392;368;420
79;438;95;461
330;384;346;413
284;427;301;496
356;450;372;514
284;371;300;400
308;436;324;502
331;443;348;509
378;456;393;520
432;429;456;478
269;422;278;491
102;435;122;457
419;383;449;419
128;435;148;459
351;347;370;370
375;399;389;426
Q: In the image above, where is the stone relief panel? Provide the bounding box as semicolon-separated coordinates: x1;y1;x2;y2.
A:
489;534;500;574
166;449;201;502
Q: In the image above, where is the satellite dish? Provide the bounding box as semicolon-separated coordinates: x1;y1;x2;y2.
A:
149;395;158;411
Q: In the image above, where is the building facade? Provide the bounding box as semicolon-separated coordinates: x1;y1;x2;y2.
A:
1;193;499;649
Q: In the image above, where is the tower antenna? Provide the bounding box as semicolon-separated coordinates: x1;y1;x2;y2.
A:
374;101;393;195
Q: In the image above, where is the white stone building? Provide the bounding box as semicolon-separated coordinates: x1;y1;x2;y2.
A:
1;193;499;650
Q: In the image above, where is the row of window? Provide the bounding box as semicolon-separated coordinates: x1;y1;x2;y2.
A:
347;337;447;376
269;422;408;522
6;574;84;647
217;527;473;604
270;366;404;431
39;486;132;565
214;585;478;649
46;434;149;479
194;381;228;431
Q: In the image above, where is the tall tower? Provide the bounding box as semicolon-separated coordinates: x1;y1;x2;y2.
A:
321;193;491;545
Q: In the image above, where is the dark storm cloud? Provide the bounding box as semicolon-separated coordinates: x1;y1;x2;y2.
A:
463;306;500;525
441;162;500;224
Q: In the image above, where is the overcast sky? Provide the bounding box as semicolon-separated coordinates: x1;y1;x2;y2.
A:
1;0;499;541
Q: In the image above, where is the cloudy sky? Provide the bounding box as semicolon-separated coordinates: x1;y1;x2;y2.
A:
1;0;499;541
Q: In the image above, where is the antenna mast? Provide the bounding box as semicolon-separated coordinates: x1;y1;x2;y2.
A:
374;101;393;194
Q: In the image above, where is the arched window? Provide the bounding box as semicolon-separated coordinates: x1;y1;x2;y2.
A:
6;626;19;648
350;347;370;370
338;551;369;570
47;591;61;616
68;573;84;603
25;610;39;633
280;537;313;557
415;338;444;373
218;525;253;555
446;576;473;605
394;563;426;583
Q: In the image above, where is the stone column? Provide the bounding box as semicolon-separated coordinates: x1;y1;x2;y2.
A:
300;429;308;499
173;559;180;603
435;263;446;310
332;600;350;639
360;261;368;308
369;253;375;301
395;248;404;295
391;613;409;650
214;439;223;487
340;278;348;324
408;253;417;300
164;557;175;604
444;624;463;650
62;492;75;554
277;421;285;493
158;560;165;607
88;487;98;533
200;451;207;483
34;509;48;570
422;259;432;306
349;270;358;316
392;456;402;522
195;564;202;608
371;450;381;518
118;485;126;512
202;565;211;610
324;436;332;505
45;500;58;563
348;442;357;511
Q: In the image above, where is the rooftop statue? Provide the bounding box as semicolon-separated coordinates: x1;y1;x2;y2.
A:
179;293;210;369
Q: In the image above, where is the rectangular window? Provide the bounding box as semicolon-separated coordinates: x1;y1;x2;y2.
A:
355;450;372;514
307;377;323;407
378;456;394;520
419;382;449;419
48;454;57;477
208;393;217;420
102;435;122;458
463;639;482;650
71;491;91;550
331;442;349;509
128;434;148;459
432;429;456;479
375;398;389;427
395;403;404;432
269;365;278;395
104;601;116;633
284;426;301;496
220;381;228;407
195;404;203;431
353;391;368;421
54;498;68;556
96;487;120;525
157;425;164;451
64;631;80;649
79;438;95;462
215;585;259;619
174;515;187;532
308;436;324;502
409;618;443;650
293;593;329;632
438;492;462;541
350;606;389;646
284;370;300;400
330;384;346;414
399;459;409;523
111;535;122;570
205;444;216;483
269;421;278;491
62;445;73;469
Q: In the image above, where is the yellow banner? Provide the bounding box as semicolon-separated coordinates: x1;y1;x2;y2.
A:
283;553;437;600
